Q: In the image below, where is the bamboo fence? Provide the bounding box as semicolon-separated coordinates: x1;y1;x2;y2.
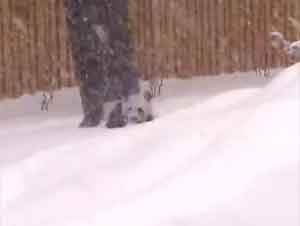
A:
0;0;299;99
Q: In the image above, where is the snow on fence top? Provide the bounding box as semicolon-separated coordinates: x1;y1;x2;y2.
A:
0;0;299;99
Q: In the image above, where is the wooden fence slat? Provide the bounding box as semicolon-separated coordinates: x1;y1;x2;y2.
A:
244;0;250;71
2;0;12;97
193;0;200;74
0;0;4;97
201;0;209;75
17;1;29;94
168;0;176;76
13;0;23;97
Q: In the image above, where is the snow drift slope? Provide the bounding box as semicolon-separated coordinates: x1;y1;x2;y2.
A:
1;66;299;226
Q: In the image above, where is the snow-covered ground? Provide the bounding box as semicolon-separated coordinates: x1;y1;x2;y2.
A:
0;66;299;226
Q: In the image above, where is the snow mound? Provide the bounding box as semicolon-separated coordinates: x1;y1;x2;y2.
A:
1;66;299;226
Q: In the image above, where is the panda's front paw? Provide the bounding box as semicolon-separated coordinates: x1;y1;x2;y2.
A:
79;116;101;128
106;118;127;128
146;114;154;122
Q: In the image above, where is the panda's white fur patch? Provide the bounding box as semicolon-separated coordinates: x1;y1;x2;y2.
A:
125;90;153;122
288;41;300;61
103;89;153;123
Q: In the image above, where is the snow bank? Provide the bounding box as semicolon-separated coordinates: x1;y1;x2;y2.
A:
1;67;299;226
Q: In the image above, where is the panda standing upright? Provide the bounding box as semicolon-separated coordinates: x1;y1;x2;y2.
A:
64;0;154;128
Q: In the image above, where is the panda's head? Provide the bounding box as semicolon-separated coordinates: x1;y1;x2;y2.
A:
144;90;153;102
125;89;153;123
287;41;300;62
270;32;285;49
126;106;143;123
